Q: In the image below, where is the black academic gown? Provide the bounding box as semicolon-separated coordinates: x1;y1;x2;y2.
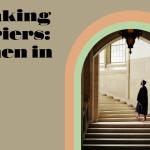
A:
136;86;148;115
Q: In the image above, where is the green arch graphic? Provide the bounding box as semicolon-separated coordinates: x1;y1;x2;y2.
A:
74;21;150;150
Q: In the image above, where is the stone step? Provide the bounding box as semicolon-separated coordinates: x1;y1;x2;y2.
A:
85;133;150;138
99;114;150;118
99;114;137;118
82;144;150;150
99;107;134;111
99;103;133;106
99;98;115;100
99;102;124;105
99;103;129;108
105;96;114;99
97;117;150;122
87;128;150;133
99;110;135;114
99;99;120;103
83;138;150;144
89;122;150;128
83;95;150;150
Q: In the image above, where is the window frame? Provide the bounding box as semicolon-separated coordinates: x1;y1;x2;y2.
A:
110;39;127;64
99;50;105;65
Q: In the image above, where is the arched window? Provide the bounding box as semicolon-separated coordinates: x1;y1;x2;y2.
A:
111;39;127;63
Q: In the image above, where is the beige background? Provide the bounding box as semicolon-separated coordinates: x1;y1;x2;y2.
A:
0;0;150;150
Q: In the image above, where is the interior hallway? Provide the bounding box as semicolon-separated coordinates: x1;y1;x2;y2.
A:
81;30;150;150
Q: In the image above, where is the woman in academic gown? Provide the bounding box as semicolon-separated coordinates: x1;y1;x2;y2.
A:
136;80;148;121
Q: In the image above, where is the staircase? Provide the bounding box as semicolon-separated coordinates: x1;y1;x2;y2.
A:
82;95;150;150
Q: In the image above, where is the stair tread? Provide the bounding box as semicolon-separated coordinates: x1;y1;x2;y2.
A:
84;138;150;140
99;106;129;108
89;128;150;129
100;102;126;103
99;114;138;118
99;108;134;110
92;122;150;124
88;128;150;132
86;133;150;135
89;123;150;128
99;114;138;115
99;110;135;112
83;95;150;148
97;118;150;122
83;144;150;146
98;117;141;119
98;118;150;120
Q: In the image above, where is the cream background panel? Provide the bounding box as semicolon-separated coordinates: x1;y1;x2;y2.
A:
0;0;150;150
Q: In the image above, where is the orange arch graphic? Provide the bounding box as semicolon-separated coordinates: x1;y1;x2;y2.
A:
65;11;150;150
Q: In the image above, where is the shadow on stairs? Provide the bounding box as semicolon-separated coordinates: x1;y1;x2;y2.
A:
82;95;150;150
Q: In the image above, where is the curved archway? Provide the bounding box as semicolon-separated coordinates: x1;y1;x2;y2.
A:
92;30;150;56
65;11;150;150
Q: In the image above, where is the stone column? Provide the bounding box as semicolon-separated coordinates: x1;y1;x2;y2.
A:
93;54;99;121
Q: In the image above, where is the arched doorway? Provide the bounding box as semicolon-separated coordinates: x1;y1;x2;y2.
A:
65;11;150;150
81;29;150;143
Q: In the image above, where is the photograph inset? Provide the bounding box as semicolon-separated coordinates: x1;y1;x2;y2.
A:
82;29;150;150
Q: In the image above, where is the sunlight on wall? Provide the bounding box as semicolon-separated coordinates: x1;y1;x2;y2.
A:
99;38;150;113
